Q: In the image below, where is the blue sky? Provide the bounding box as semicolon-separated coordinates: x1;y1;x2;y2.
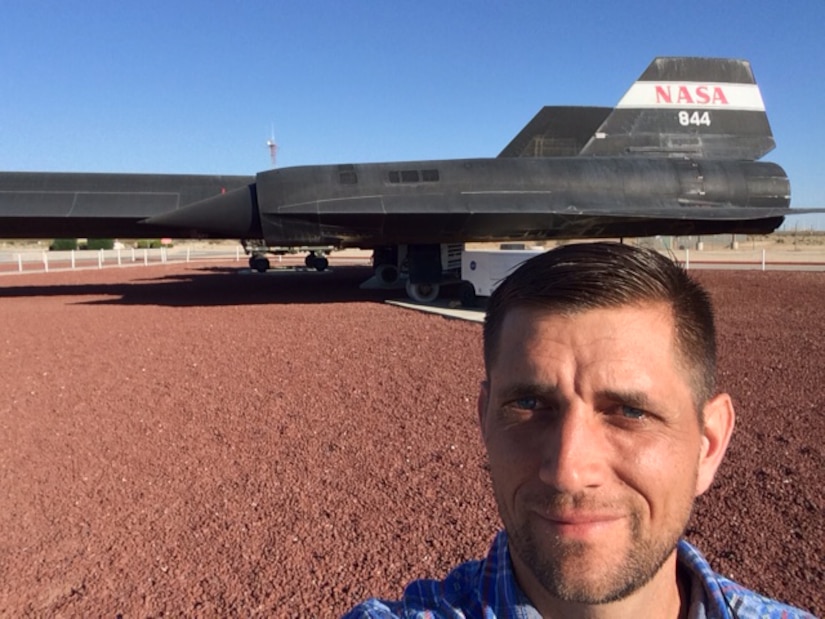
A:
1;0;823;228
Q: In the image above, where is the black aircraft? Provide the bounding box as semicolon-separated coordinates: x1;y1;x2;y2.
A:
0;57;815;301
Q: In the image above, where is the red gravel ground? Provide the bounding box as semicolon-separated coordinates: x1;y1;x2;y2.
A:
0;261;822;617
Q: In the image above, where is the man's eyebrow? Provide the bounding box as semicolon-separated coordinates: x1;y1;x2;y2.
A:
597;389;652;410
495;382;560;402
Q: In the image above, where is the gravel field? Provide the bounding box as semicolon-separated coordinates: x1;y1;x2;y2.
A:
0;260;822;617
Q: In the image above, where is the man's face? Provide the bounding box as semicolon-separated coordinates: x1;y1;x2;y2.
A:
479;303;732;606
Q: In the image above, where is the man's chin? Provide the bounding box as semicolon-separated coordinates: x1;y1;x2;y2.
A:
509;523;675;605
527;543;625;599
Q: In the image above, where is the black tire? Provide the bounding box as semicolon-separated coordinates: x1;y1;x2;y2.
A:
250;255;270;273
406;281;440;303
314;256;329;271
459;281;477;307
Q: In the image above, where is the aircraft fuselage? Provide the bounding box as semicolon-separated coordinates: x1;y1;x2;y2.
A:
251;157;790;246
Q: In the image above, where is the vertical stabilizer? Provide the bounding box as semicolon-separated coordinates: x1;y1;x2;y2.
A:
580;57;775;160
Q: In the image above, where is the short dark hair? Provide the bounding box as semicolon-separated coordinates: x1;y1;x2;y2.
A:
483;242;717;408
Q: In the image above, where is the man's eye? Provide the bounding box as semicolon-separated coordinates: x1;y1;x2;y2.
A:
620;405;646;420
513;397;538;410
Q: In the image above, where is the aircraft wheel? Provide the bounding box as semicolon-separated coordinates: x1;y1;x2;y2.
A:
314;256;329;271
459;281;477;307
375;263;399;284
250;255;270;273
406;280;440;303
304;253;317;268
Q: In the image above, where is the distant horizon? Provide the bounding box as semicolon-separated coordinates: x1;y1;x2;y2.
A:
780;212;825;231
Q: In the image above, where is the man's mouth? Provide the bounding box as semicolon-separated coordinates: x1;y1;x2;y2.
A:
533;510;625;539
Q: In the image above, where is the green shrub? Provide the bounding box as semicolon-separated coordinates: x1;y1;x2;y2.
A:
135;239;162;249
50;238;78;251
86;238;115;250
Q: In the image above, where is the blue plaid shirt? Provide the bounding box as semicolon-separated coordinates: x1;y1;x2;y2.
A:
341;531;815;618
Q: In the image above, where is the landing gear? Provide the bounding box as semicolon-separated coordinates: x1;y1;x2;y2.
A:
459;281;477;307
249;253;270;273
304;252;329;271
369;243;463;302
406;280;440;303
242;240;334;274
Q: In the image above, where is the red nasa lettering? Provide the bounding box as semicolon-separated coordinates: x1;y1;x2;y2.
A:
654;85;729;105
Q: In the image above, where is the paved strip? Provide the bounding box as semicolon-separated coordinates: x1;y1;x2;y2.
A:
387;299;485;323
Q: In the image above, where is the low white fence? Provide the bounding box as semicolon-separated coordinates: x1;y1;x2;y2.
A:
677;248;825;271
1;245;822;276
0;246;247;274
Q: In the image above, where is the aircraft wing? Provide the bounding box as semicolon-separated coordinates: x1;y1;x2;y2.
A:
0;172;254;238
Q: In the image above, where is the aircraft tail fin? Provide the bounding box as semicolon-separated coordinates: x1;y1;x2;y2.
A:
502;58;776;161
581;57;775;159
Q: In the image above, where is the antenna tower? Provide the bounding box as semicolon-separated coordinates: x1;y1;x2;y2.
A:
266;125;278;168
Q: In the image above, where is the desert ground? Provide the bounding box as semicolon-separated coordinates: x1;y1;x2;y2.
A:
0;242;822;617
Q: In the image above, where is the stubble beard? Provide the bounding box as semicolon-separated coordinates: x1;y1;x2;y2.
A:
502;493;690;605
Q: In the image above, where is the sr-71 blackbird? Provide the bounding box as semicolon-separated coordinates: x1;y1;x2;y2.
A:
0;57;813;301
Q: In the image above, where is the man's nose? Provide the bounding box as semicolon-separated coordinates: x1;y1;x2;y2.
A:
538;406;608;493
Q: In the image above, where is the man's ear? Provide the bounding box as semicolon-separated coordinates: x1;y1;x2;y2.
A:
478;380;490;441
695;392;736;497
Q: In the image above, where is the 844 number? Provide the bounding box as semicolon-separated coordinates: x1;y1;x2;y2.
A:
678;111;711;127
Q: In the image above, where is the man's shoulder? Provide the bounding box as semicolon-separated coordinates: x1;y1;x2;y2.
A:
678;540;816;618
341;532;527;618
341;557;486;618
713;575;816;618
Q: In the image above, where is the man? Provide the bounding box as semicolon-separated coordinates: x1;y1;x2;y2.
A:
343;242;814;618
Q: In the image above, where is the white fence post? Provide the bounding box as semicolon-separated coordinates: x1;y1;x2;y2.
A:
117;249;122;266
762;249;766;272
685;249;690;270
98;249;104;268
42;251;49;273
16;254;22;273
71;250;76;270
143;249;149;265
